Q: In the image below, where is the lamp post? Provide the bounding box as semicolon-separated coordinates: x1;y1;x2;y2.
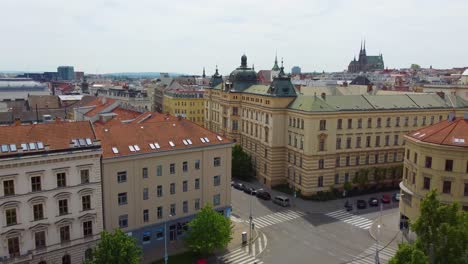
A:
400;193;407;243
164;214;173;264
249;191;253;255
375;224;381;264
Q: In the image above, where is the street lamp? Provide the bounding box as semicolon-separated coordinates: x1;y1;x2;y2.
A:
375;224;381;264
249;191;253;255
164;214;173;264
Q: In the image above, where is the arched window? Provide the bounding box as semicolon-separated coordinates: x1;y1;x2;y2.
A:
62;254;71;264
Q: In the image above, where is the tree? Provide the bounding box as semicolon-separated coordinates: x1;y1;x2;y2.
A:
232;145;254;181
389;190;468;264
374;167;387;186
185;204;233;256
389;243;428;264
87;229;142;264
410;64;421;70
343;181;352;192
353;168;369;189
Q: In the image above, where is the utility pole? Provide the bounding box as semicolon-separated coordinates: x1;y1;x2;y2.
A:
249;193;253;255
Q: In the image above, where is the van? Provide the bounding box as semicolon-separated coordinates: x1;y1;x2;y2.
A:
273;196;290;207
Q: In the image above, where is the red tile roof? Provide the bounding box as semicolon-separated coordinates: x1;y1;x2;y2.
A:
83;97;117;117
407;117;468;148
95;116;232;158
0;121;97;157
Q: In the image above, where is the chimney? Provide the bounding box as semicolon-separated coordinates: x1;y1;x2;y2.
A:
321;93;326;100
14;118;21;126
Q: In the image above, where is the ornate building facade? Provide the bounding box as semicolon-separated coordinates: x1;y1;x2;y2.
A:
348;41;384;73
205;54;468;196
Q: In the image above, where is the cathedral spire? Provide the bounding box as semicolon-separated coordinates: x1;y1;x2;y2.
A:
202;67;206;78
272;52;280;71
215;65;219;75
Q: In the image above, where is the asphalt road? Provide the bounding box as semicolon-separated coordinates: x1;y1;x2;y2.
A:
230;180;400;264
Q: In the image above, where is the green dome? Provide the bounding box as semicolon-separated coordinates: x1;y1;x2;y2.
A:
229;54;257;91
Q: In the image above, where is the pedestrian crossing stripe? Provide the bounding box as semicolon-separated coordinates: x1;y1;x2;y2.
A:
219;233;267;264
325;209;373;230
251;210;306;229
349;244;398;264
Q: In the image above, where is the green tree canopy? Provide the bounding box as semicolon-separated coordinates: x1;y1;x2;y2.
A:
353;168;369;189
232;145;254;181
390;190;468;264
410;64;421;70
87;229;142;264
389;243;428;264
185;204;233;256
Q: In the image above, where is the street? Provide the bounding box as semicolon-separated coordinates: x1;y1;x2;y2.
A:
225;180;401;264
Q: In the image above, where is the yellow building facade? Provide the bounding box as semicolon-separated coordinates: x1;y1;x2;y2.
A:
399;117;468;223
205;54;468;196
164;91;205;126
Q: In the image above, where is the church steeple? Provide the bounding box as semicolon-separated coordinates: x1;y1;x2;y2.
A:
202;67;206;78
272;52;280;71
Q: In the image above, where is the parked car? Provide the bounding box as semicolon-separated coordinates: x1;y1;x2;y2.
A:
356;199;367;209
393;193;401;202
273;196;290;207
344;200;353;211
381;194;391;204
243;187;257;196
232;182;245;191
368;197;379;207
256;189;271;200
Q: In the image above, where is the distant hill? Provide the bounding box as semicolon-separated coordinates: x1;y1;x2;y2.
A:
102;72;186;78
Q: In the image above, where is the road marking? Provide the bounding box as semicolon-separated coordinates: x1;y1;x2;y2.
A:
348;243;398;264
219;233;267;263
325;209;374;230
250;210;306;229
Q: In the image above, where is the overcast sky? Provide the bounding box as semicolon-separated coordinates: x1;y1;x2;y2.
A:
1;0;467;74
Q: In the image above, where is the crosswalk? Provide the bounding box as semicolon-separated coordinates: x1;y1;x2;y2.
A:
219;233;267;264
250;210;306;229
349;243;398;264
325;209;373;230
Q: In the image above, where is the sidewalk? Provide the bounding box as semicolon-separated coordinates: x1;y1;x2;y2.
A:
369;211;416;246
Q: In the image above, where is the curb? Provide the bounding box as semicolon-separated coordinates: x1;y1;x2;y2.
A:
369;218;378;241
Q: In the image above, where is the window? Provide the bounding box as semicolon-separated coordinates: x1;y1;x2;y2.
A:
182;162;188;172
143;209;149;222
422;116;426;126
384;153;388;163
396;117;400;127
337;119;342;129
394;135;399;146
195;199;200;210
59;199;68;215
445;160;453;171
319;139;325;151
57;172;66;188
367;118;372;128
319;120;326;130
170;163;175;174
117;171;127;183
81;170;90;184
170;204;176;216
33;204;44;220
142;231;151;244
214;176;221;186
464;183;468;196
334;174;339;184
143;188;149;200
62;255;71;264
156;165;163;176
31;176;41;192
347;119;352;129
6;208;17;225
318;159;324;169
366;136;371;148
346;156;350;166
118;193;127;205
119;215;128;228
443;181;451;194
170;183;175;195
346;137;351;149
336;157;340;167
142;168;148;178
8;237;20;257
393;152;398;162
375;154;379;164
386;117;391;127
213;194;221;206
83;221;93;237
357;118;362;128
406;149;410;159
377;118;381;128
413;116;418;126
3;180;14;196
82;195;91;210
385;135;389;146
375;136;381;147
183;201;188;213
60;225;70;242
356;137;361;148
182;181;188;192
344;173;349;183
336;138;341;149
194;178;200;190
365;155;370;164
157;206;163;219
404;116;409;127
356;156;360;165
264;149;268;158
425;157;432;168
318;176;323;187
214;157;221;167
423;177;430;190
195;160;200;170
157;185;163;197
414;153;418;164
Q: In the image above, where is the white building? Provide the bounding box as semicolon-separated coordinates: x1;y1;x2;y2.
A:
0;121;103;264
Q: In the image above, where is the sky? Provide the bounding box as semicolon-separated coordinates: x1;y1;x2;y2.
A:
1;0;467;75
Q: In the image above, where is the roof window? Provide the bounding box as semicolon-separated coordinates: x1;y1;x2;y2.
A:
169;141;175;147
129;145;136;152
112;147;119;154
155;143;161;149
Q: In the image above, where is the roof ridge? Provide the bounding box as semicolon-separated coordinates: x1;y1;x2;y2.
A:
405;94;419;108
361;95;376;109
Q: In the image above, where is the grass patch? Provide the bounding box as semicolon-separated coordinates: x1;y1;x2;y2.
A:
152;251;209;264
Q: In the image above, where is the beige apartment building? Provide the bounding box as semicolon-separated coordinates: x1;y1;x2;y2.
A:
0;121;103;264
95;114;233;251
205;54;468;196
399;116;468;223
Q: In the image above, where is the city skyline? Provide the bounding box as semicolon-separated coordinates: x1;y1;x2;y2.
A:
1;0;467;74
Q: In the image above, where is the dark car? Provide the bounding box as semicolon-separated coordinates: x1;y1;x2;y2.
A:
368;197;379;207
243;187;257;196
381;194;391;204
344;200;353;211
356;199;367;209
232;182;245;191
256;189;271;200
